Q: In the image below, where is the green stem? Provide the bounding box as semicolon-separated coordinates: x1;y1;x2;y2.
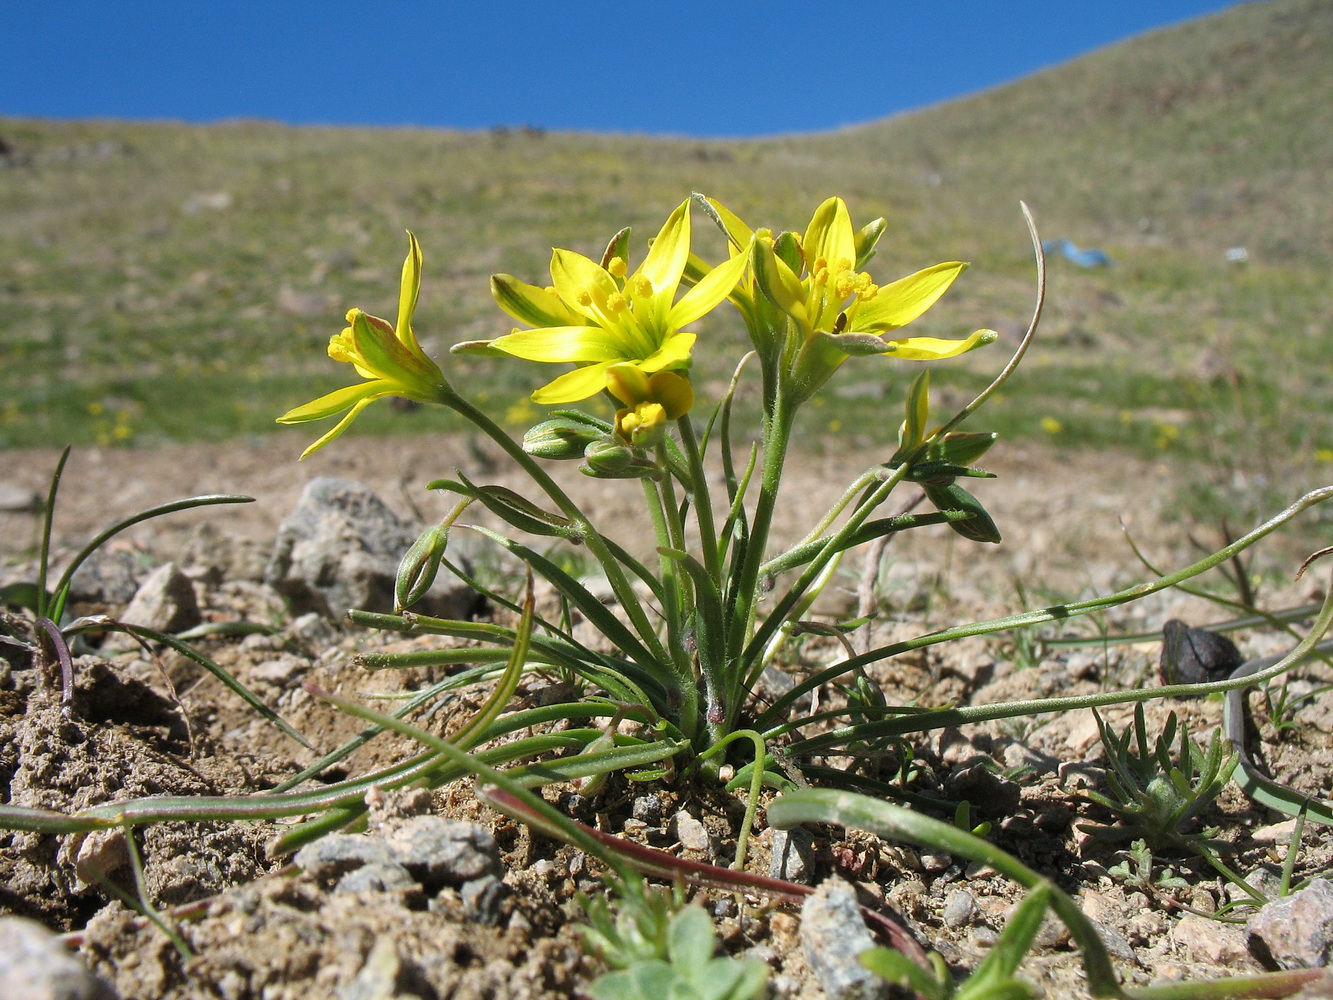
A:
440;391;681;723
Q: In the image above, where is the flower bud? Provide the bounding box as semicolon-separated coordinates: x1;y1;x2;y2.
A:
396;523;449;611
523;412;610;460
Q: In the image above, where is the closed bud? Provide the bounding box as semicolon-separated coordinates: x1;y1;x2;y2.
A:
396;523;449;611
924;483;1002;544
522;412;610;460
580;441;661;480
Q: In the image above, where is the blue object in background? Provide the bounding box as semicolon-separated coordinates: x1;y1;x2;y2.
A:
1042;239;1112;268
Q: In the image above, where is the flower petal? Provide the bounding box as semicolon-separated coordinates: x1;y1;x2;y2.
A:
636;332;695;372
637;199;690;301
649;370;694;419
277;381;387;423
851;261;968;333
703;197;755;255
803;197;855;272
397;232;423;353
549;249;620;325
604;363;650;407
491;273;583;327
667;246;749;329
884;328;998;361
530;362;614;404
491;325;628;363
297;393;390;460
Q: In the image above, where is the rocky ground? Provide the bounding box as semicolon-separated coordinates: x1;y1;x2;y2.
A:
3;433;1333;999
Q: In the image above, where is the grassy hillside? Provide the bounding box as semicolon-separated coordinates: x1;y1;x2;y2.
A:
2;0;1328;517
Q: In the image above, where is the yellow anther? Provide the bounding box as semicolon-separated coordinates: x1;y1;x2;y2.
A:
629;274;654;299
327;330;357;364
608;257;628;278
576;289;593;308
605;292;629;314
860;282;879;301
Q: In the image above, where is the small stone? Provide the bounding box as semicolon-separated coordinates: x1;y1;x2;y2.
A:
631;793;663;826
1159;620;1242;685
0;916;117;999
0;482;42;513
1090;920;1138;964
293;834;397;882
942;889;975;928
461;875;509;925
265;477;482;619
800;878;888;1000
1247;879;1333;969
68;549;141;605
669;810;714;854
770;827;814;883
119;562;202;635
335;861;417;895
1173;913;1247;964
385;816;500;889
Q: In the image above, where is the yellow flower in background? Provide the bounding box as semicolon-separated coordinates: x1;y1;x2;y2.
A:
278;232;451;458
605;363;694;447
459;199;748;404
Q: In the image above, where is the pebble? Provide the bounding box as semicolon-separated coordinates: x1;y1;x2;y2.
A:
1172;913;1248;964
669;810;714;854
118;562;202;635
335;861;417;896
385;816;500;889
460;874;509;925
0;916;117;1000
0;482;42;513
769;827;814;883
800;878;888;1000
293;834;397;881
631;793;663;825
942;889;975;928
1247;878;1333;969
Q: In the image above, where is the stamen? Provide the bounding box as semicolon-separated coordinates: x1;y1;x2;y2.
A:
608;258;628;278
629;274;654;299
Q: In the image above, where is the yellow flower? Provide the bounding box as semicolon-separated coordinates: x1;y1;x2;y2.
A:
277;232;450;458
711;196;995;399
604;363;694;447
458;200;748;404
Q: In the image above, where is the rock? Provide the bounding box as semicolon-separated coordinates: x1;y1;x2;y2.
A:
460;874;509;925
1247;879;1333;969
770;827;814;883
800;878;888;1000
335;862;418;896
1174;913;1247;964
0;482;42;513
631;793;664;826
384;816;500;889
669;810;714;855
0;916;118;999
118;563;202;635
293;834;398;882
1159;620;1242;685
68;549;141;605
942;889;975;928
264;478;480;619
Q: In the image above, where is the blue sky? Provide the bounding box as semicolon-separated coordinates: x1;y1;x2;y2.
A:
3;2;1241;137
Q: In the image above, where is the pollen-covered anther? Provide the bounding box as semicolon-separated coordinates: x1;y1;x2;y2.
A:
628;274;654;299
604;291;629;315
608;257;628;279
576;289;594;308
328;330;356;363
810;258;830;287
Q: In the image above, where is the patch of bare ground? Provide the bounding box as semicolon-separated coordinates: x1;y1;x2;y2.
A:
2;433;1331;998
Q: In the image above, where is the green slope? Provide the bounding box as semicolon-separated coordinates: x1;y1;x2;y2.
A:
1;0;1328;516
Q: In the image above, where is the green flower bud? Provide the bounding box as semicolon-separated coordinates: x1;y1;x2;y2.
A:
522;411;611;461
396;523;449;611
924;483;1001;544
